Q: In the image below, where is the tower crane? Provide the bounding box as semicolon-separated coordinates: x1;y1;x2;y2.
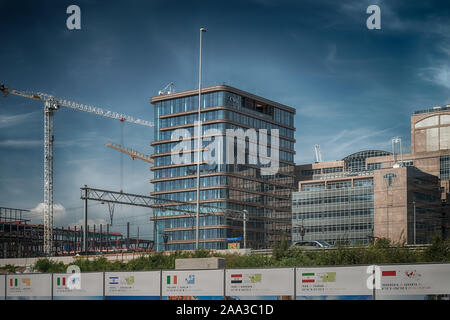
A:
105;142;154;225
106;142;154;164
0;84;154;255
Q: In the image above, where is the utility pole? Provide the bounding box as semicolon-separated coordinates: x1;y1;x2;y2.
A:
83;185;88;253
126;222;130;250
100;224;103;252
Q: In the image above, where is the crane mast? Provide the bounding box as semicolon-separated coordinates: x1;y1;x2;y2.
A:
0;84;153;255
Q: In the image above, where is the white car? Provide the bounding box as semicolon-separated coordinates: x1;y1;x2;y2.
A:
291;240;331;249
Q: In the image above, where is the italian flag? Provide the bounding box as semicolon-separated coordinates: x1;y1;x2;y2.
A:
167;275;177;285
9;278;18;287
302;273;315;283
56;277;66;286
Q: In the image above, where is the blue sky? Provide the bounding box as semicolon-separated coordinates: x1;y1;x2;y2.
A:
0;0;449;238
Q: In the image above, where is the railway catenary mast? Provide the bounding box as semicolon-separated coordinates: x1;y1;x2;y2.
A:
0;84;154;255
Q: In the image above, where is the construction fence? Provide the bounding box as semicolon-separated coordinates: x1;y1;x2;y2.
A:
1;263;450;300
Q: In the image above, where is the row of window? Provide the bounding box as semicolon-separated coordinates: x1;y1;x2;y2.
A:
293;208;374;220
165;228;228;241
157;122;293;144
293;223;373;234
154;176;228;192
154;129;295;153
158;242;227;251
154;91;294;126
155;188;290;207
153;164;295;183
300;179;373;191
153;201;288;219
159;108;294;136
367;163;382;170
157;118;294;142
293;194;374;206
153;148;294;166
156;188;228;202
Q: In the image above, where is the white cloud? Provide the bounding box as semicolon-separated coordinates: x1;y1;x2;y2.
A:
0;139;42;147
0;111;40;129
29;202;67;225
419;65;450;89
295;126;399;164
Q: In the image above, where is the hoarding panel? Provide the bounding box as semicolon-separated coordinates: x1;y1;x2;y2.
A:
225;268;294;300
105;271;160;300
376;263;450;299
296;266;372;299
6;274;52;300
53;272;103;300
162;269;223;300
0;275;5;300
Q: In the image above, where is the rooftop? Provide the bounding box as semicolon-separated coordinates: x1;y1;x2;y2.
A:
150;84;296;113
413;105;450;115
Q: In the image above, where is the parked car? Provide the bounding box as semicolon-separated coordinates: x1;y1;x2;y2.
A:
291;240;332;249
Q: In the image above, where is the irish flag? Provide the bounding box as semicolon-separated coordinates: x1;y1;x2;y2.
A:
167;275;178;285
56;277;66;286
302;272;315;283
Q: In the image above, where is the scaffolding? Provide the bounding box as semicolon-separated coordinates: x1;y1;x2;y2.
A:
0;206;153;258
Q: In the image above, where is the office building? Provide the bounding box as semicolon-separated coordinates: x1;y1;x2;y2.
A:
293;105;450;245
150;85;296;251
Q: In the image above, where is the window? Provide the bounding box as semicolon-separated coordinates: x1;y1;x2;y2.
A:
440;155;450;180
323;167;343;174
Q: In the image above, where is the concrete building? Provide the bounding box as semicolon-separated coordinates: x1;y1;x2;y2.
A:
150;85;296;251
293;106;450;245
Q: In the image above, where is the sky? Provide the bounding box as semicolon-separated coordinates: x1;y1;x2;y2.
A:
0;0;449;239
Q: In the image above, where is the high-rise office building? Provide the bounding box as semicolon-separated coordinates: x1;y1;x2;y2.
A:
150;85;296;251
293;105;450;245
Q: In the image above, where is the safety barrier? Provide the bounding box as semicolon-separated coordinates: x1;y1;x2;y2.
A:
1;263;449;300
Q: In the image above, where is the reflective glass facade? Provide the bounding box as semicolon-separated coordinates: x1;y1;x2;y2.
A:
151;87;296;251
292;179;374;245
293;151;391;245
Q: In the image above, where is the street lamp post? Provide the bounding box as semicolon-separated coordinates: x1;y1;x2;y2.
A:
300;226;306;241
196;27;207;250
413;201;416;245
243;210;248;249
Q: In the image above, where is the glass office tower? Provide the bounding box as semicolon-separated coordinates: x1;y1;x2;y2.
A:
150;85;296;251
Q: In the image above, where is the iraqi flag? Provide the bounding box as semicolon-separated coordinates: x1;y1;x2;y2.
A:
231;274;242;284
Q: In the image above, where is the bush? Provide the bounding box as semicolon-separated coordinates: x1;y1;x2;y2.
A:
26;236;450;272
33;258;66;273
423;234;450;262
